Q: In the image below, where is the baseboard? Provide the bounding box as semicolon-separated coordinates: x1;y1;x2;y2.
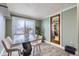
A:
45;40;78;55
0;49;5;56
45;40;64;49
75;51;78;55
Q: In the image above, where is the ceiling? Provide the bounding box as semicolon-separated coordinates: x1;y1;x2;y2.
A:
7;3;76;20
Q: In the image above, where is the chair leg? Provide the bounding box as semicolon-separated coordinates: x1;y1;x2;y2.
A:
10;52;12;56
8;53;9;56
18;50;21;56
8;52;11;56
33;46;35;56
38;45;41;53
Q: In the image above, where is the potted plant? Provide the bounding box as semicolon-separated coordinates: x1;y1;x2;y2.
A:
41;33;45;42
35;26;43;41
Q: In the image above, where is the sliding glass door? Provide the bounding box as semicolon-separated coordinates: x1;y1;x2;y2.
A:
25;20;35;42
12;16;35;44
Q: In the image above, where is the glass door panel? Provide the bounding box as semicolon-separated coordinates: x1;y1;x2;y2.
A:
50;14;60;45
25;20;35;41
13;19;25;34
14;35;25;43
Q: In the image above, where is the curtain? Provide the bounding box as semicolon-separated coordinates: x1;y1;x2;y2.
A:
0;14;5;54
12;16;35;44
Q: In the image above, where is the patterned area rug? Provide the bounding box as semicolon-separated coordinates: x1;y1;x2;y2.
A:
31;43;75;56
2;43;76;56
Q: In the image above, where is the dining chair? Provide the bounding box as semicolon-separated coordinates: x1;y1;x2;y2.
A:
1;40;21;56
31;39;41;56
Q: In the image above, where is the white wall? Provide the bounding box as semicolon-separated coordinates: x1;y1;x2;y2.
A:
77;3;79;55
0;14;5;54
41;17;50;42
62;7;78;50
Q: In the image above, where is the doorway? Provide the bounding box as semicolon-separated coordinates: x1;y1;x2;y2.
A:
50;14;60;45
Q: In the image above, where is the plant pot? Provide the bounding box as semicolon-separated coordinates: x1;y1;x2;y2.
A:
37;35;43;40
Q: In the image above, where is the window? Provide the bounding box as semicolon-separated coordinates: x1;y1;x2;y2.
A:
0;14;5;53
12;16;35;44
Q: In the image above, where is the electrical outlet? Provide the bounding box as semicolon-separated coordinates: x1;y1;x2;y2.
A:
69;42;73;46
70;42;73;44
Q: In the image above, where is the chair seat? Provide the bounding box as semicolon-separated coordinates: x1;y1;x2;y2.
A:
7;48;19;52
11;44;22;50
32;42;41;46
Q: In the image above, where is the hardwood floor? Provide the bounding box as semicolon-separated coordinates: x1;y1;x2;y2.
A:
2;43;75;56
52;36;60;45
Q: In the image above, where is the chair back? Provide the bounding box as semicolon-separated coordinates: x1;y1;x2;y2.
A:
1;40;10;52
6;36;13;45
